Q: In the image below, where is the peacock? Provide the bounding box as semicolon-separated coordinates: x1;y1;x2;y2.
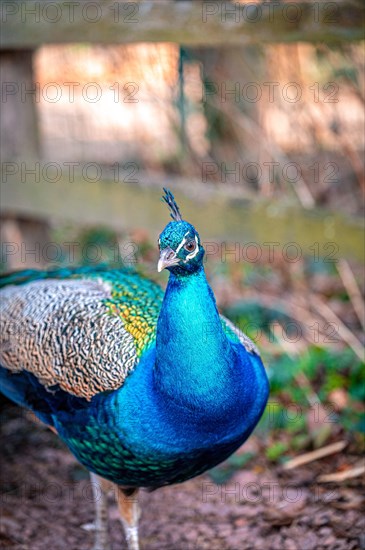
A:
0;189;269;550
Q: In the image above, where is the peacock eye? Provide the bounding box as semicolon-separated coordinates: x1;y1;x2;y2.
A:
184;241;196;253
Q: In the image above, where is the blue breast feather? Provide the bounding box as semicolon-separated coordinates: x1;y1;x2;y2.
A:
0;267;269;487
0;347;268;486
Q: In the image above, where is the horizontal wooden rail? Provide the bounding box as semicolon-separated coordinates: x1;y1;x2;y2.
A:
1;171;363;262
0;1;364;48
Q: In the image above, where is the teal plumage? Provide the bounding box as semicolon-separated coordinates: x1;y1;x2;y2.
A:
0;190;269;550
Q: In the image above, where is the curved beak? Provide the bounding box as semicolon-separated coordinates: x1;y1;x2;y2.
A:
157;247;179;272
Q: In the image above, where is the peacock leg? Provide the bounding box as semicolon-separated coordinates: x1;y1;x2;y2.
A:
115;486;140;550
89;472;112;550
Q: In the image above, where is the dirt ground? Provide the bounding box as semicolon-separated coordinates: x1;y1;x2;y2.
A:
0;403;364;550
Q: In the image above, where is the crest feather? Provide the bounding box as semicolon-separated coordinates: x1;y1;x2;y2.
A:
162;188;183;222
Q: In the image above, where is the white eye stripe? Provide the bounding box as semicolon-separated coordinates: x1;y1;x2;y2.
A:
185;235;199;261
175;231;190;254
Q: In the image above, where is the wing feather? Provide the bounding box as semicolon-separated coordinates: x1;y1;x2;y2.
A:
0;277;140;400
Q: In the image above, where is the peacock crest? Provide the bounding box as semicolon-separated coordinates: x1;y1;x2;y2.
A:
162;188;183;222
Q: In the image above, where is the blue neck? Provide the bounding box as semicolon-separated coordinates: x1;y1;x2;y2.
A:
154;267;236;411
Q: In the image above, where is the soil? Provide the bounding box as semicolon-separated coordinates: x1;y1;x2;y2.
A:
0;402;364;550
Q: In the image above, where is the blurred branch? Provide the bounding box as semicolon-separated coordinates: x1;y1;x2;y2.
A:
283;440;347;470
309;295;364;361
317;463;365;482
337;259;365;331
249;292;358;349
271;322;327;417
221;102;316;208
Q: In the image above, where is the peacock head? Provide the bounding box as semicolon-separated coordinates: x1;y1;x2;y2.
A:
158;188;205;275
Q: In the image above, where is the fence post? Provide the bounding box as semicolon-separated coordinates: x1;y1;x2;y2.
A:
0;49;40;160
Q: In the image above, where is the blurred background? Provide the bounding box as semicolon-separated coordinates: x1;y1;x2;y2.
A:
0;1;364;549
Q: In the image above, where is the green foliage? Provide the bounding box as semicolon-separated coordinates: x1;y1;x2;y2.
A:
305;256;338;276
332;67;358;85
266;441;289;462
77;227;121;267
225;298;364;466
268;346;364;458
223;299;294;342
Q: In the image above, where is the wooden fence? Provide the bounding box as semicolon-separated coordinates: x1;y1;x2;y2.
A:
1;1;364;261
1;1;364;47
